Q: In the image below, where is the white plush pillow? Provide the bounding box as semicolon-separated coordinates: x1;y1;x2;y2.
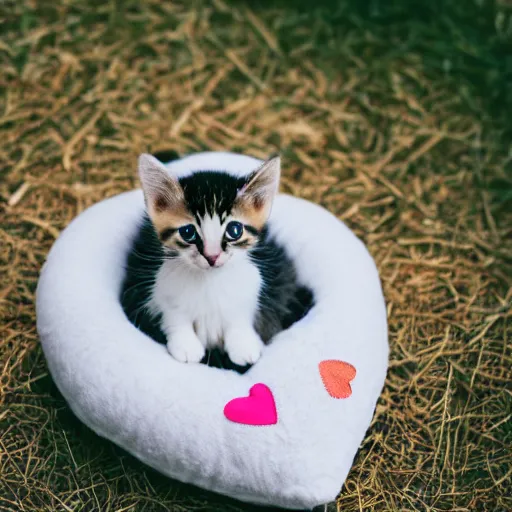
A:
36;152;388;510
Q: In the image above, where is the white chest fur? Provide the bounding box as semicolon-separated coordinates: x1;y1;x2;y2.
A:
149;254;262;354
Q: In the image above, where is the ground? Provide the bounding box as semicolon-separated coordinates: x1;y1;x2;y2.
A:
1;1;511;511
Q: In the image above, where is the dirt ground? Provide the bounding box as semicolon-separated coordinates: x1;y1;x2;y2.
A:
1;1;511;511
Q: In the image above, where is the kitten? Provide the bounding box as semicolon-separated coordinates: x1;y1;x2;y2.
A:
121;153;313;368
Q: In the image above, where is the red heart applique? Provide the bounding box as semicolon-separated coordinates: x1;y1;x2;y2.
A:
319;360;357;399
224;383;278;426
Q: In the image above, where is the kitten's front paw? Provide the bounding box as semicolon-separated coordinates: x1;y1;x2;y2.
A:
225;329;264;367
167;333;205;364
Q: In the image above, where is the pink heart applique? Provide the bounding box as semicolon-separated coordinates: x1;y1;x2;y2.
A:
319;360;357;399
224;383;278;426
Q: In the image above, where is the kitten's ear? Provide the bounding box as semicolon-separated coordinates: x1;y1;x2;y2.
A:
138;154;183;213
237;155;280;221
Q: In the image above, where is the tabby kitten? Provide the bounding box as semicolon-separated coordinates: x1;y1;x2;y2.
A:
122;153;313;368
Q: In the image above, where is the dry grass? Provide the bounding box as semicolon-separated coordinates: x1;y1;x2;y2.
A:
1;1;511;511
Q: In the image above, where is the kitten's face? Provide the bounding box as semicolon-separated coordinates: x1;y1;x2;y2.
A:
138;154;280;270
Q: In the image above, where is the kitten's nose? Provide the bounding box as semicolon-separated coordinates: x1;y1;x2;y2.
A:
204;253;220;267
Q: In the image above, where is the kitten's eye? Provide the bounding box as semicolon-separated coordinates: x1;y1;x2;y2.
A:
178;224;197;243
225;221;244;241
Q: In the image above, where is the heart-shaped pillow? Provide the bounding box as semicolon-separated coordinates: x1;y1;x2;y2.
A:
37;152;388;510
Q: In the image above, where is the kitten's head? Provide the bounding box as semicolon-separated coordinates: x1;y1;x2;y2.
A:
138;154;280;270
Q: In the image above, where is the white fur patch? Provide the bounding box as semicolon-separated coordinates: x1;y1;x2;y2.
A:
149;250;263;365
199;213;223;258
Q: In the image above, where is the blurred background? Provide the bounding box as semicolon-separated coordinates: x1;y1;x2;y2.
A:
1;1;511;511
